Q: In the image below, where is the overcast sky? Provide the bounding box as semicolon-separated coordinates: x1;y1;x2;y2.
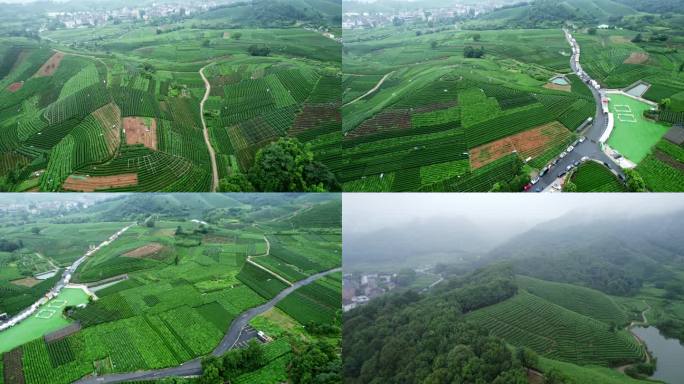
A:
344;193;684;235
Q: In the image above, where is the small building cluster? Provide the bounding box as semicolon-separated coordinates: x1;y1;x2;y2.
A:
342;272;397;312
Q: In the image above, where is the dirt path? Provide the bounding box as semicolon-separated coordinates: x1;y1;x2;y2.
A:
343;71;394;107
35;252;58;271
199;64;219;192
616;301;652;372
246;235;292;286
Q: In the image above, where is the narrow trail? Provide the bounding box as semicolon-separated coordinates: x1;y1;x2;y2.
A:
246;235;293;286
616;301;653;372
343;71;394;107
199;64;219;192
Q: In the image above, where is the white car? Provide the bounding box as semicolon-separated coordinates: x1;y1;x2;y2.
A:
531;177;540;185
579;136;587;143
566;145;574;152
559;151;568;159
580;156;589;162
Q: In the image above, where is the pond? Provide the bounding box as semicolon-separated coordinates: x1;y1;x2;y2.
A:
632;326;684;384
550;76;569;85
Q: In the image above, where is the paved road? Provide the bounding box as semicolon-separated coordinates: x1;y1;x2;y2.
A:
526;29;625;192
73;267;341;384
199;64;219;192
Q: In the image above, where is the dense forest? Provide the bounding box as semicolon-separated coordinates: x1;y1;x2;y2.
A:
343;267;536;384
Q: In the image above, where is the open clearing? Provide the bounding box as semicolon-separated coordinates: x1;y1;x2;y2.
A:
123;117;157;150
10;277;41;288
606;93;668;163
6;82;22;92
123;243;164;259
0;288;89;354
624;52;649;65
34;52;64;77
62;174;138;191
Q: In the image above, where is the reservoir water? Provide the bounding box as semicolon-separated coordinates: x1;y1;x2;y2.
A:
632;326;684;384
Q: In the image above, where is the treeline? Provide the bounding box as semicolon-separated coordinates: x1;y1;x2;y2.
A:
0;238;23;252
343;266;528;383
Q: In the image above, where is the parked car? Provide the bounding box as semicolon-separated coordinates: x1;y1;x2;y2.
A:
539;168;548;177
559;151;567;159
566;164;573;171
523;183;533;191
579;136;586;143
566;145;574;152
531;177;540;185
580;156;589;162
534;186;542;192
558;171;566;178
574;161;580;167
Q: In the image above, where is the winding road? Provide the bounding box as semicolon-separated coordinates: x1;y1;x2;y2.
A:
616;301;653;372
199;64;219;192
73;267;341;384
526;29;625;192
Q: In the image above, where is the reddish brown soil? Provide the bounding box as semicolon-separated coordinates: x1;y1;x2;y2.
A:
62;174;138;192
7;82;23;92
345;109;411;140
470;121;572;169
124;117;157;150
543;83;571;92
123;243;164;259
624;52;649;64
10;277;41;287
290;104;341;137
34;52;64;77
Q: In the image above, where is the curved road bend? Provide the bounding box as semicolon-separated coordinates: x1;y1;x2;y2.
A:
199;64;220;192
73;267;342;384
526;29;625;192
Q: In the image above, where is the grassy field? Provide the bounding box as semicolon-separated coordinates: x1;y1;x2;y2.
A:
341;27;589;191
0;288;90;354
0;194;341;384
606;93;668;163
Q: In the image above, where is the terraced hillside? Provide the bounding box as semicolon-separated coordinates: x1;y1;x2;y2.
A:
341;28;592;191
516;275;628;325
466;290;644;366
568;161;626;192
0;5;341;192
0;194;342;384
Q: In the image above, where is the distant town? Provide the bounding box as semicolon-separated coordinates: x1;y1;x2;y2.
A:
343;266;443;311
42;1;221;31
342;2;502;30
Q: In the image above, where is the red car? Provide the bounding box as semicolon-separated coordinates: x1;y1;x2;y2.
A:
523;183;533;191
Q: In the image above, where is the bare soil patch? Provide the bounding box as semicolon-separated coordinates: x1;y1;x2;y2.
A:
655;150;684;171
3;347;25;384
123;243;165;259
624;52;649;65
7;82;23;92
62;174;138;192
543;83;571;92
470;121;571;169
290;104;340;137
11;277;41;287
44;323;81;343
610;35;631;44
124;117;157;150
345;109;411;140
203;235;235;244
34;52;64;77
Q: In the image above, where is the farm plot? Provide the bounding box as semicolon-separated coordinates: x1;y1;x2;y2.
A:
276;274;341;326
469;121;574;169
570;162;625;192
124;117;157;150
466;291;644;366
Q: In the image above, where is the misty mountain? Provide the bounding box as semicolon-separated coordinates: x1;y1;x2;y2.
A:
344;216;526;270
486;209;684;295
